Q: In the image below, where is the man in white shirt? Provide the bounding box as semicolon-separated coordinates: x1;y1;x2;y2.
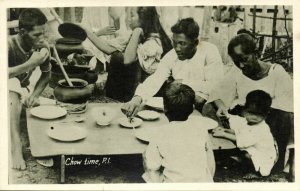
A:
122;18;223;116
208;33;293;172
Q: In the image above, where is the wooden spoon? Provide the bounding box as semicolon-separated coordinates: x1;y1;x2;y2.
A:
52;45;74;87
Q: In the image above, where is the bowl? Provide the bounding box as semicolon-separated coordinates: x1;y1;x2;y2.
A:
53;78;93;104
91;107;116;126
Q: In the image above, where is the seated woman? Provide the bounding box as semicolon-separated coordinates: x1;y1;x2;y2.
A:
85;7;172;102
206;33;293;173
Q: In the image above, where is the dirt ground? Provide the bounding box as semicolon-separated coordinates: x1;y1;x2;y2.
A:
9;72;290;184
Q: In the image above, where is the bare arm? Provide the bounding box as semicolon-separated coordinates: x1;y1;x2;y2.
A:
213;129;236;143
214;99;229;118
9;48;49;78
9;60;37;78
124;28;143;64
31;71;50;98
24;71;50;108
219;131;236;142
86;30;118;55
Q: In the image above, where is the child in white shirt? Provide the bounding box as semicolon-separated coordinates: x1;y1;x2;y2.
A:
142;82;215;182
212;90;278;177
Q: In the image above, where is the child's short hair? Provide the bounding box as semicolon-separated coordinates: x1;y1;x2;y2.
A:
19;8;47;31
244;90;272;117
163;82;195;121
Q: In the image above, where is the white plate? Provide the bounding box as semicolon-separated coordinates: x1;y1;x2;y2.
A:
145;97;164;110
96;121;110;126
134;126;160;142
118;117;143;128
137;110;161;120
30;105;67;119
46;124;87;141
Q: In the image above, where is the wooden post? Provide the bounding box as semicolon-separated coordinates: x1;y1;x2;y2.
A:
60;155;65;183
272;6;278;62
178;7;183;19
189;6;196;18
7;8;10;34
201;6;213;41
252;5;256;34
58;8;65;22
70;7;76;23
261;6;269;34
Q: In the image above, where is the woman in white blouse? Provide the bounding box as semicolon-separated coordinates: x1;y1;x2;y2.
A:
85;7;172;102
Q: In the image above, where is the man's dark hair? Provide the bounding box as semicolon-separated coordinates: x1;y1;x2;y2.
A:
244;90;272;117
163;82;195;121
228;33;257;59
18;8;47;31
171;17;199;40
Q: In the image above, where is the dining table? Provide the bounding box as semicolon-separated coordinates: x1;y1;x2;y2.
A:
26;101;236;183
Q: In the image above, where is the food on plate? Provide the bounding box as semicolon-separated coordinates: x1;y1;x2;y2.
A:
119;117;143;128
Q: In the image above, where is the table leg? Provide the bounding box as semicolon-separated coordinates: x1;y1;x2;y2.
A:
288;148;295;182
60;155;65;183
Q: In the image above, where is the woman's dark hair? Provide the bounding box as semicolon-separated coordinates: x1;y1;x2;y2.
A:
171;17;199;41
137;7;172;57
237;29;255;38
244;90;272;117
18;8;47;31
228;33;257;58
163;82;195;121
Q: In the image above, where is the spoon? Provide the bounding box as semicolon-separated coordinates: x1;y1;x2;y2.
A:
52;45;74;87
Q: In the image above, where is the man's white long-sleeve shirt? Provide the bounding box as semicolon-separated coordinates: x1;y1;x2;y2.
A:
135;41;224;101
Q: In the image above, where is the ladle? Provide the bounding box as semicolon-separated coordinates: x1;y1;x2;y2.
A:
52;45;74;87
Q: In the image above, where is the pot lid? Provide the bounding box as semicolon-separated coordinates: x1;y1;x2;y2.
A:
56;37;82;45
58;23;87;41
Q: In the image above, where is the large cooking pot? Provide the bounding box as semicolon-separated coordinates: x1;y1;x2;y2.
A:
49;58;98;88
55;23;87;58
54;78;93;104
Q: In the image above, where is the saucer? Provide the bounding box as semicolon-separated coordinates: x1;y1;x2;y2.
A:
118;117;143;129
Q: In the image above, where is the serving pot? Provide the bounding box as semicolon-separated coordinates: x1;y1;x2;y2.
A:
54;78;93;104
49;58;98;88
55;23;87;58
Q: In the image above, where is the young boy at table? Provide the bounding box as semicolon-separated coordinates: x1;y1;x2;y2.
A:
8;8;51;170
212;90;278;178
142;82;215;182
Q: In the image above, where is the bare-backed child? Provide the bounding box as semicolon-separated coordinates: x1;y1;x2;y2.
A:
142;82;215;182
212;90;278;178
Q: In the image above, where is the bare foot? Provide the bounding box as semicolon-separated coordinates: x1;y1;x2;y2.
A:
11;151;26;170
243;172;261;179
